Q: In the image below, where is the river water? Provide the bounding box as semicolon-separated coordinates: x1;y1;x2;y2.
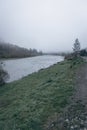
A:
2;55;64;82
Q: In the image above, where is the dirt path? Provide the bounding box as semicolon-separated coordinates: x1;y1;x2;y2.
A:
75;62;87;106
63;58;87;130
60;58;87;130
58;58;87;130
44;58;87;130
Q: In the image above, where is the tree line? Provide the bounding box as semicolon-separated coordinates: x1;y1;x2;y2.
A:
0;42;43;58
0;42;43;85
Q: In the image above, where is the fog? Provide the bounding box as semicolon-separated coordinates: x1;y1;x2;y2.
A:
0;0;87;52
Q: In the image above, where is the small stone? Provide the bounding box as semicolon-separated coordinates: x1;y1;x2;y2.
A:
85;120;87;124
65;119;69;122
51;123;54;127
74;125;78;128
80;124;85;128
63;121;68;128
74;125;79;130
84;128;87;130
85;121;87;128
80;120;84;128
50;122;56;128
81;120;84;124
71;126;74;129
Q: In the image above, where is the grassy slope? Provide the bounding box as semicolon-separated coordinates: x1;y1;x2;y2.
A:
0;58;83;130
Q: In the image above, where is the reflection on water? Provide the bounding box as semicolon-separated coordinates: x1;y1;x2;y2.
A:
3;55;64;82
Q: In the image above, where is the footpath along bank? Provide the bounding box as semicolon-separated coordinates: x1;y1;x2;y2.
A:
0;56;86;130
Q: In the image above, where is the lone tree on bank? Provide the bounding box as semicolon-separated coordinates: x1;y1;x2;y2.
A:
73;38;80;56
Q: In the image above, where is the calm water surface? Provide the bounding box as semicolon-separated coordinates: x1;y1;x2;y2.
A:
3;55;64;82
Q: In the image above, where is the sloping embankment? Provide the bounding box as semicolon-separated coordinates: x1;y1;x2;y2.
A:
0;57;84;130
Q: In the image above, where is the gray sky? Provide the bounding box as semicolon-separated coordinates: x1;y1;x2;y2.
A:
0;0;87;52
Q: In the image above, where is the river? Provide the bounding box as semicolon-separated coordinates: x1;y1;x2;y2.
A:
2;55;64;82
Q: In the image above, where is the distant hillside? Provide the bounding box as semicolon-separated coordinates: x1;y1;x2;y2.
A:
0;42;42;58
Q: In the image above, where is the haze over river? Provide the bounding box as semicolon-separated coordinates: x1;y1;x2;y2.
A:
2;55;64;82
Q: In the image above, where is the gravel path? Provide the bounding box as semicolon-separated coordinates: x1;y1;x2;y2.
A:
63;57;87;130
60;58;87;130
45;58;87;130
75;58;87;106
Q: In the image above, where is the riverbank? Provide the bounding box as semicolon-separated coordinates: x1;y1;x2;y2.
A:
0;57;84;130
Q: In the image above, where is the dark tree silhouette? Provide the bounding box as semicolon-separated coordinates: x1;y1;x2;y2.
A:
73;38;80;55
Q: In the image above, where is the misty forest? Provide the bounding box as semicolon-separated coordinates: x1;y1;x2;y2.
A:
0;42;42;58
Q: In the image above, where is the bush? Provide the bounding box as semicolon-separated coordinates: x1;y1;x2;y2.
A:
80;49;87;56
64;53;74;60
0;62;8;86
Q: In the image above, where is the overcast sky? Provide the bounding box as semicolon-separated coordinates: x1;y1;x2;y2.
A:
0;0;87;52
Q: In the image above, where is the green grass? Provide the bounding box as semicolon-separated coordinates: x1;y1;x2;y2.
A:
0;57;84;130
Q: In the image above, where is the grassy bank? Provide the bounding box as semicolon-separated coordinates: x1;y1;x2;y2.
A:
0;57;84;130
